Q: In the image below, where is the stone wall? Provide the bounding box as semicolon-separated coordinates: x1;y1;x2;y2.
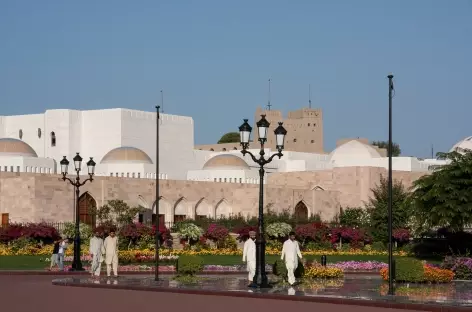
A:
0;166;428;224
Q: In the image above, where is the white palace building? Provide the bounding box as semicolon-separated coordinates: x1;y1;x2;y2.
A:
0;107;459;184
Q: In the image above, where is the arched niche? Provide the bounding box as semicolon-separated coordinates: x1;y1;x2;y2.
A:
195;198;212;220
174;197;188;223
215;199;231;219
152;197;171;226
294;200;308;220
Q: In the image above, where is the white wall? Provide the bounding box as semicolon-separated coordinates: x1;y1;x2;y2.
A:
0;156;55;173
187;168;262;184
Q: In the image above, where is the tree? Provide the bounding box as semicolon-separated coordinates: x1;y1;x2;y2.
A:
371;140;401;157
339;207;370;228
90;199;144;226
217;132;239;144
408;150;472;233
366;175;411;243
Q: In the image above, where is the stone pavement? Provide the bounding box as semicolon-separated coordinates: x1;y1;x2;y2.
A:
51;275;472;311
0;275;424;312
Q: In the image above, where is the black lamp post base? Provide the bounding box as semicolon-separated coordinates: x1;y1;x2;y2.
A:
69;262;85;271
68;267;85;272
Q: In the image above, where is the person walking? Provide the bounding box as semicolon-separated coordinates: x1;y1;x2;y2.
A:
281;231;302;286
242;230;256;287
103;230;119;277
57;238;68;271
49;238;61;271
89;231;104;278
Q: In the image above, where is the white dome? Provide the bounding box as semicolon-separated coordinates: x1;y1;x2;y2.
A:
329;140;381;162
0;138;38;157
100;147;153;164
203;154;250;170
449;136;472;154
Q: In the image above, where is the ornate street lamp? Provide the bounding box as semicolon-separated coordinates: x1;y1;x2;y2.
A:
239;115;287;288
60;153;96;271
387;74;395;295
155;105;161;281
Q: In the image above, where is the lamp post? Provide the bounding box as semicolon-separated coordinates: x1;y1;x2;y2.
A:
60;153;96;271
155;105;160;281
387;74;395;295
239;115;287;288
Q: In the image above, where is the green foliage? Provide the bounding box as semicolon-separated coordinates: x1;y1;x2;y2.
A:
61;222;92;240
371;241;386;251
217;132;240;144
7;237;36;252
273;259;305;280
371;140;401;157
266;222;292;239
177;223;204;243
395;258;425;282
339;207;370;228
366;176;411;243
90;200;145;226
172;209;321;233
218;235;238;250
176;255;204;276
408;151;472;232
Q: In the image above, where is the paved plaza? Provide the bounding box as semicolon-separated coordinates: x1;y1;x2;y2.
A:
0;274;436;312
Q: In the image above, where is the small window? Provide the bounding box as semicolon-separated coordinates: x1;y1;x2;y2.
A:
222;148;227;151
10;166;14;172
127;173;130;178
214;178;217;182
132;173;135;178
19;129;23;139
307;123;310;126
138;173;141;178
233;147;237;150
239;178;242;183
311;140;314;143
121;173;124;177
293;138;297;142
110;173;113;177
50;132;56;147
219;178;222;182
210;148;214;151
16;166;20;172
38;128;42;138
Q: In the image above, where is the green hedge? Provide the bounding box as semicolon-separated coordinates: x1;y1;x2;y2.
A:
176;255;204;276
272;259;305;280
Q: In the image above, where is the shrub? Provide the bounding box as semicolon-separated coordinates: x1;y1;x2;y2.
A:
380;259;454;283
61;222;92;240
234;225;258;242
176;255;204;276
177;223;204;244
393;228;410;244
266;222;292;240
204;224;229;247
294;222;329;247
442;257;472;280
371;241;386;251
0;223;60;244
395;258;425;282
272;259;305;280
331;227;367;248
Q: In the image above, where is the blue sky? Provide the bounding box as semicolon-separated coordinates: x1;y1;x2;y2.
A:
1;0;471;157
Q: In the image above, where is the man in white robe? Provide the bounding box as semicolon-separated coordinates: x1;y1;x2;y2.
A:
242;230;256;286
281;231;302;286
89;231;104;278
103;230;119;277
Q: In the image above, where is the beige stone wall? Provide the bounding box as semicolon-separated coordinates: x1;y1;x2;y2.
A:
0;167;429;225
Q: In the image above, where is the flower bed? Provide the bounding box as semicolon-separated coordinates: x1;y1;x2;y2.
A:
380;264;454;283
47;264;274;272
305;265;344;279
328;261;387;271
0;244;408;257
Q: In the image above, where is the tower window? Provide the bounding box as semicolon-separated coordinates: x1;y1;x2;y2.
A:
311;140;315;143
19;129;23;139
293;139;297;142
308;123;310;126
38;128;42;138
50;132;56;147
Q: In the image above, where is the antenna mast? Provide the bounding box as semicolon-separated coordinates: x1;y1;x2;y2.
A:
267;78;272;110
309;84;312;109
160;90;164;113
